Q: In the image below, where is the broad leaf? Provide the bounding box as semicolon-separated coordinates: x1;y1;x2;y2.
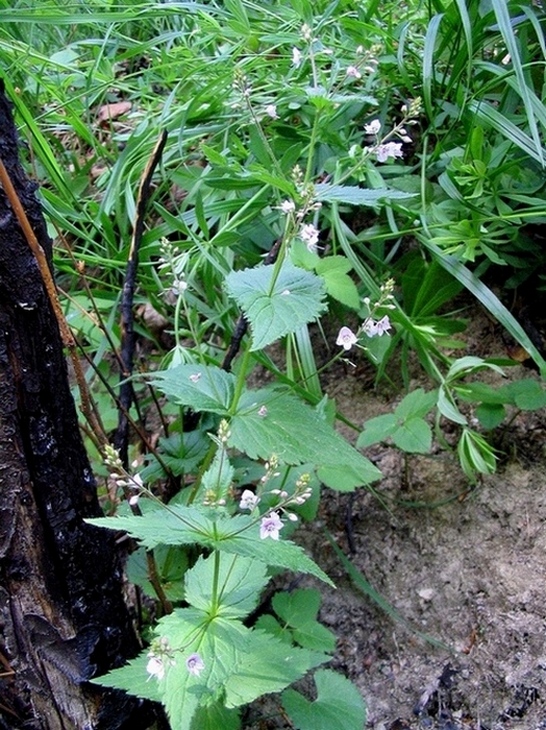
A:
184;553;269;618
149;364;236;414
282;669;366;730
224;262;326;350
224;630;326;708
272;590;336;653
87;505;220;550
391;417;432;454
230;387;381;489
91;650;161;702
356;414;397;448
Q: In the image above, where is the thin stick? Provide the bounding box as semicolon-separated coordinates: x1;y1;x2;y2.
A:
115;129;168;466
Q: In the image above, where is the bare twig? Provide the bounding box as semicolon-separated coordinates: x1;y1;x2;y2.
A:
115;129;168;466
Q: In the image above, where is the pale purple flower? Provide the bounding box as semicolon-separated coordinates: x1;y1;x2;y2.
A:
260;512;284;540
292;47;302;67
300;223;320;252
346;65;362;79
240;489;259;511
146;656;165;681
362;318;379;337
375;315;392;335
375;142;403;163
186;653;205;677
265;104;279;119
364;119;381;135
336;326;358;351
363;316;392;337
280;199;296;214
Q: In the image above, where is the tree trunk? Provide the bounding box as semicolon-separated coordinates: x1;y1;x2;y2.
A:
0;81;153;729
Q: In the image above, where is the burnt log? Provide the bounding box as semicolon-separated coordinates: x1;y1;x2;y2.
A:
0;80;153;729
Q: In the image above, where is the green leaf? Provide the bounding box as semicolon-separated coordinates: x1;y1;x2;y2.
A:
214;522;334;586
230;387;381;489
437;386;467;425
392;417;432;454
91;650;161;702
190;703;240;730
224;262;327;350
504;379;546;410
475;403;506;430
224;630;326;708
315;184;414;206
394;389;437;420
272;590;336;653
356;414;397;448
184;553;269;618
316;256;360;309
149;364;236;414
86;505;220;550
282;669;366;730
157;610;247;730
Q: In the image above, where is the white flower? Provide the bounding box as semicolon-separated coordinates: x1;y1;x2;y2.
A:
375;142;403;163
186;653;205;677
364;119;381;135
301;24;313;41
280;199;296;214
146;656;165;681
336;326;358;351
239;489;259;511
189;373;201;383
260;512;284;540
292;47;302;67
258;405;268;417
299;223;320;252
265;104;279;119
375;315;392;336
346;65;362;79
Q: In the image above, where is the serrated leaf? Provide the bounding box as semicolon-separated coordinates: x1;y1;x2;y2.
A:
86;505;219;550
315;183;414;206
91;650;161;702
394;388;437;419
157;610;248;730
282;669;366;730
149;364;236;414
272;590;336;653
224;630;327;708
356;414;397;448
224;262;326;350
319;268;360;309
505;379;546;410
200;447;234;501
184;553;269;618
214;522;334;586
230;387;381;489
392;417;432;454
254;615;292;644
190;703;240;730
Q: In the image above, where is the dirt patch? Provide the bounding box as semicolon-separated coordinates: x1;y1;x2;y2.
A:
245;306;546;729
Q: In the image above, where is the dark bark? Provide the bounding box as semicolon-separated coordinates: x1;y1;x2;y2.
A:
0;81;154;728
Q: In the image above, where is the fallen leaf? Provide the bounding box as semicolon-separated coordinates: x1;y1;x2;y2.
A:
97;101;132;123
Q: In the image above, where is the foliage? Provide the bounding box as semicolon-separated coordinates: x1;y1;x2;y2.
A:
2;0;546;727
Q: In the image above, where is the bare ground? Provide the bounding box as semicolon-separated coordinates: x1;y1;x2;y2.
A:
246;307;546;730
